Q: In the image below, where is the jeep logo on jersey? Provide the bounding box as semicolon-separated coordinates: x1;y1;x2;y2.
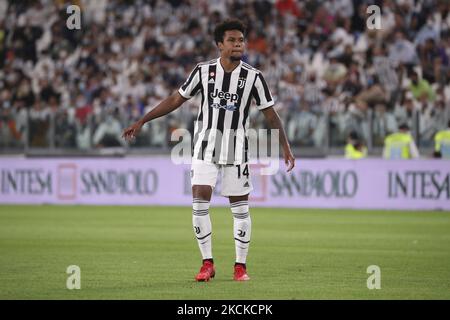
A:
210;89;239;102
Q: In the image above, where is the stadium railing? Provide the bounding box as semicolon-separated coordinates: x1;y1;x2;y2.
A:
1;105;448;158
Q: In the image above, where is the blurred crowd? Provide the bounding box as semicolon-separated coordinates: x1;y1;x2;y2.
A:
1;0;450;152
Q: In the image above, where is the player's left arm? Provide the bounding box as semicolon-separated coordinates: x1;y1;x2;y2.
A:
261;106;295;172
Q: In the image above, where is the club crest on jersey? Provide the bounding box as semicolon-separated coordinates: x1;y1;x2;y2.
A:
238;77;246;89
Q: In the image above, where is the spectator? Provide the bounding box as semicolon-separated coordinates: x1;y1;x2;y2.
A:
394;91;417;129
28;100;50;147
388;31;419;67
0;0;448;155
76;116;92;150
287;102;318;147
0;107;22;148
418;38;449;84
408;71;436;102
322;56;347;89
372;103;398;146
54;109;77;148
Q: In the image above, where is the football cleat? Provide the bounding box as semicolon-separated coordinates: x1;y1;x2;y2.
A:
195;260;215;282
233;264;250;281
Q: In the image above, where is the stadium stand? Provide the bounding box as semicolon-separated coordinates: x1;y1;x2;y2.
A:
1;0;449;157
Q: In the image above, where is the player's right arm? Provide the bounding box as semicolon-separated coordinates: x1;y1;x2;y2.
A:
122;91;187;141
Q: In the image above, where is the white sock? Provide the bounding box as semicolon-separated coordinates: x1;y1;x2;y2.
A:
192;198;212;260
231;201;251;264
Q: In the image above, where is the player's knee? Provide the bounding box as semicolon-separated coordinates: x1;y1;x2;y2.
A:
192;185;212;201
228;194;249;203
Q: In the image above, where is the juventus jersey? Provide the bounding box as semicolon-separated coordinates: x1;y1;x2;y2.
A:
178;57;274;165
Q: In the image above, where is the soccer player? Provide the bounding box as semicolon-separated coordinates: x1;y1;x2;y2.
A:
122;19;295;282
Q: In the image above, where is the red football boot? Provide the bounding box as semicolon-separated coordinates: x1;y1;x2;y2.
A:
195;260;215;282
233;264;250;281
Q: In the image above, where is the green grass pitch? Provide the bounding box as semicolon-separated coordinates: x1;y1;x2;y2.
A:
0;205;449;299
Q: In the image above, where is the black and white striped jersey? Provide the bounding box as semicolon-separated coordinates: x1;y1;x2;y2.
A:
178;57;274;165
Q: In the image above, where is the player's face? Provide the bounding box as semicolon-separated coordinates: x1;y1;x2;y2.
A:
219;30;245;61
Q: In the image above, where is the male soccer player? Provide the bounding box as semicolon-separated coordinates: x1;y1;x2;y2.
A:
122;19;295;282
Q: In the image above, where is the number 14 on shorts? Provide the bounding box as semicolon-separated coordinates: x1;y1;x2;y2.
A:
236;164;249;179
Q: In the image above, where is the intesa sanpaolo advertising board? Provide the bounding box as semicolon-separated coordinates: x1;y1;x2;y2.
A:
0;156;448;210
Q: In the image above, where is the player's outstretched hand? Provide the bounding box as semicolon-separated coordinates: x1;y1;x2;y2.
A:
284;149;295;173
122;120;143;142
